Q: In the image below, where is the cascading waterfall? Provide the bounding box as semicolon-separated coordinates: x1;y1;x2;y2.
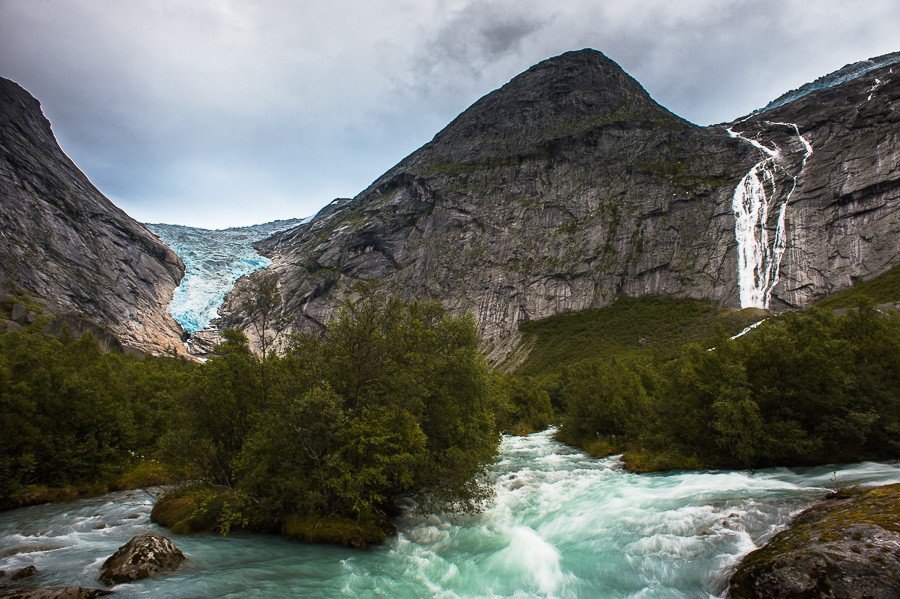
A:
728;123;812;309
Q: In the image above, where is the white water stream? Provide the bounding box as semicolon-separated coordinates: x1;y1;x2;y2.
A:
728;123;813;309
2;430;898;598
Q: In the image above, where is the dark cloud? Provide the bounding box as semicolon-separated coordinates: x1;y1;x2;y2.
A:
1;0;897;227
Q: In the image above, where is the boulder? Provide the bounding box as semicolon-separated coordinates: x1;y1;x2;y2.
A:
729;484;900;598
10;565;38;580
98;534;185;585
10;303;27;323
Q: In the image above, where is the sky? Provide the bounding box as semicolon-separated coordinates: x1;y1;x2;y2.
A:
1;1;898;229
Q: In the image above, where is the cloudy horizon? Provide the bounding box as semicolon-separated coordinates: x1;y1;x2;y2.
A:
2;0;898;229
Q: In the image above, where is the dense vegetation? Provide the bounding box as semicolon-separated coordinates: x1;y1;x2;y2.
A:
548;305;899;470
0;319;194;506
0;291;550;545
156;295;503;545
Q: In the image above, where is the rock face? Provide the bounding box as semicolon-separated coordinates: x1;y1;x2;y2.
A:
732;66;900;310
0;77;185;355
729;483;900;598
221;49;899;360
98;533;185;585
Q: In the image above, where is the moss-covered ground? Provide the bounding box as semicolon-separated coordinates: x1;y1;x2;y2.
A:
514;296;764;378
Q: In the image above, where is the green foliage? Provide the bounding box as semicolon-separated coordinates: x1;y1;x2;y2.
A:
556;358;650;446
162;329;261;488
163;291;501;542
0;322;196;503
545;305;899;471
491;373;554;435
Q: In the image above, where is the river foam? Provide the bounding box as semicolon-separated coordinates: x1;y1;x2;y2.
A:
1;429;898;598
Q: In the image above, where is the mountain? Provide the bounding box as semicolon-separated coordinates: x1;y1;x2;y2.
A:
221;49;899;360
0;76;185;354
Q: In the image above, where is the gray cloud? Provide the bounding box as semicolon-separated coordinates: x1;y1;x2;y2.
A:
1;0;898;227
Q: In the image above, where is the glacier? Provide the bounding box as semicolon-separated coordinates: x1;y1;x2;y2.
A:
146;219;307;334
757;50;900;113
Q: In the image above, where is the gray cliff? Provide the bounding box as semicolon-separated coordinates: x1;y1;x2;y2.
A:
221;49;899;359
0;77;186;354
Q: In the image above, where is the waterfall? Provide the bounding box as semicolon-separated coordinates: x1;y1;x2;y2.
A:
728;123;812;309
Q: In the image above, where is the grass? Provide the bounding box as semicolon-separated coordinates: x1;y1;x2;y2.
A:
815;265;900;309
513;296;765;377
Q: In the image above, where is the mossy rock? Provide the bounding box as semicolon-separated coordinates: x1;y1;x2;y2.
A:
282;514;392;549
729;483;900;598
150;487;226;534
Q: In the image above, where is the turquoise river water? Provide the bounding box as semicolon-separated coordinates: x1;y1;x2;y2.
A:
2;429;898;598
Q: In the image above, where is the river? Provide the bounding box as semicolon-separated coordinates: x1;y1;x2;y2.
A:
2;429;898;598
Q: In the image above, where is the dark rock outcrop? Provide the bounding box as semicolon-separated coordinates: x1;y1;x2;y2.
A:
9;566;37;581
0;589;112;599
729;484;900;598
221;49;899;360
0;77;186;355
98;534;185;585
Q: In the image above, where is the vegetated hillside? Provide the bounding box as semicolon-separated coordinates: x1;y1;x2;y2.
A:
814;264;900;309
223;48;899;361
509;298;765;377
0;77;186;355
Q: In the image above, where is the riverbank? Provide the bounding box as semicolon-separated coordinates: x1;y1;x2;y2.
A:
730;482;900;597
149;484;393;549
0;461;180;512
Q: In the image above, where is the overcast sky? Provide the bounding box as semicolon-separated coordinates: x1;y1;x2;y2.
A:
1;0;898;228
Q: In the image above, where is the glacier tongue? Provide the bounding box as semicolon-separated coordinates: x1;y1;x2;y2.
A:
146;219;307;334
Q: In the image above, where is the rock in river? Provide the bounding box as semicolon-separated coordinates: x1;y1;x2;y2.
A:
729;483;900;598
98;533;185;585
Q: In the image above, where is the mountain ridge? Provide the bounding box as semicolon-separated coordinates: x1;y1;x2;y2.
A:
220;48;898;360
0;76;186;355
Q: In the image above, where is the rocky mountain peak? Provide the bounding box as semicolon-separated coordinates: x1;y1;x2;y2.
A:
398;48;682;173
221;48;898;363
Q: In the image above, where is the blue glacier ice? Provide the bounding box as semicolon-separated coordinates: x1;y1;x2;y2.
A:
146;219;307;333
757;51;900;113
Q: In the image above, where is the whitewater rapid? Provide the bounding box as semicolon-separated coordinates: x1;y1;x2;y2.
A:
2;430;898;598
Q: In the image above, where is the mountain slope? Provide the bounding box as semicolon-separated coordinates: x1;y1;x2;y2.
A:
224;49;757;358
0;77;185;354
223;49;899;360
728;60;899;308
